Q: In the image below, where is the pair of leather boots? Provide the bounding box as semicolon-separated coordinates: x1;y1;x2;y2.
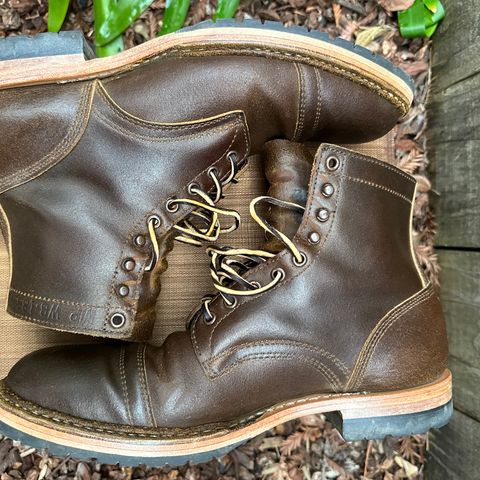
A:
0;20;451;466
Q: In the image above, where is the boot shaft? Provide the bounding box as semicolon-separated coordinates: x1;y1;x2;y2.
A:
0;82;249;340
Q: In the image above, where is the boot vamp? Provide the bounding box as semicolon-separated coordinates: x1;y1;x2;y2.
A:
5;343;158;427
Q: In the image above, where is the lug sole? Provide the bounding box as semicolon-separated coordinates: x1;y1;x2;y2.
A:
0;19;413;114
0;370;451;467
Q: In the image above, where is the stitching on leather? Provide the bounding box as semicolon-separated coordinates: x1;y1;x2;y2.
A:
326;145;415;184
207;339;348;375
292;63;306;141
106;118;247;335
209;352;340;391
149;46;408;114
93;109;239;143
9;288;106;309
202;151;342;357
119;346;133;426
97;82;243;131
141;344;157;428
347;285;434;390
136;344;156;427
313;68;322;133
0;380;358;439
0;82;96;194
345;175;412;203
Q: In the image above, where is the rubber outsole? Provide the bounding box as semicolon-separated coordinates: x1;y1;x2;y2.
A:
0;31;95;61
0;418;246;467
0;402;452;467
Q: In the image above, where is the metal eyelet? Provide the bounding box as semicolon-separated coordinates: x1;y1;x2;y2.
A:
227;151;238;162
292;252;307;267
321;183;335;198
316;208;330;222
166;197;179;213
204;313;217;325
122;258;136;272
110;313;126;329
207;166;219;177
326;156;340;171
187;182;200;195
117;284;130;298
271;268;286;282
134;234;147;247
224;297;238;309
147;214;161;228
308;232;321;245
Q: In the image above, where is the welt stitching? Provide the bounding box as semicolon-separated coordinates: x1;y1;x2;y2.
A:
292;63;306;141
119;346;133;426
106;122;243;332
0;380;357;438
97;83;241;131
204;154;342;355
9;288;106;309
136;344;155;427
93;109;239;143
209;352;340;391
349;286;433;389
158;46;407;114
208;339;348;374
345;175;412;203
313;67;322;132
0;82;95;192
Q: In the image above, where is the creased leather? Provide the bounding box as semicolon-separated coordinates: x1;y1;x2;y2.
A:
4;144;448;429
0;82;250;341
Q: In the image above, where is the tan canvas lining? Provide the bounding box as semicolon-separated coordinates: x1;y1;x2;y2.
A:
0;132;395;378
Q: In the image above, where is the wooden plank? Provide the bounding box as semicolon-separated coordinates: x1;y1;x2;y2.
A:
428;76;480;248
429;0;480;91
428;0;480;248
427;408;480;479
437;251;480;419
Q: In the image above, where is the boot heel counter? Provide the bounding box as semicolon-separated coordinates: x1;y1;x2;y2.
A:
347;284;449;392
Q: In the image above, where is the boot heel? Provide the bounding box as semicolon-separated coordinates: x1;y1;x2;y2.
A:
326;400;453;441
0;31;94;62
0;32;94;87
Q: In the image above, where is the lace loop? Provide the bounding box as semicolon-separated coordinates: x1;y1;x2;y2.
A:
198;196;306;324
146;156;243;270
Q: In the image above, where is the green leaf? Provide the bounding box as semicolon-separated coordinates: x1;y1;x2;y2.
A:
47;0;70;32
94;0;125;56
96;0;155;46
214;0;240;20
398;0;445;38
159;0;190;36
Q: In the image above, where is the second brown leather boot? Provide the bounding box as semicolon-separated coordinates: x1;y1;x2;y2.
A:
0;143;451;466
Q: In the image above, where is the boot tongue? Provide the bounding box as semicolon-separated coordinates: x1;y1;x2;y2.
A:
263;140;314;253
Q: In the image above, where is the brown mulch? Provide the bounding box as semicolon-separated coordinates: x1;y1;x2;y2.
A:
0;0;435;478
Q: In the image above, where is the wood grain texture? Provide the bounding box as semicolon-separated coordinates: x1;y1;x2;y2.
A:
428;2;480;474
438;251;480;421
428;0;480;248
427;408;480;479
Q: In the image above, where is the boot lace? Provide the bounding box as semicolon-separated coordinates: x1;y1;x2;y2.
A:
146;153;244;272
199;196;305;323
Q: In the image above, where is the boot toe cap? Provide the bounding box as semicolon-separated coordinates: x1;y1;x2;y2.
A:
5;343;133;426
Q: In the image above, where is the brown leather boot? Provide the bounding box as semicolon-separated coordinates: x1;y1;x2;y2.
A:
0;143;451;466
0;21;413;341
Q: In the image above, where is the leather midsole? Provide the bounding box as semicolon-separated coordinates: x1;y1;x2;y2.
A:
0;27;412;113
0;370;452;457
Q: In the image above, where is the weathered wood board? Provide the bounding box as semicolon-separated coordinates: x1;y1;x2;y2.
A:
427;0;480;477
